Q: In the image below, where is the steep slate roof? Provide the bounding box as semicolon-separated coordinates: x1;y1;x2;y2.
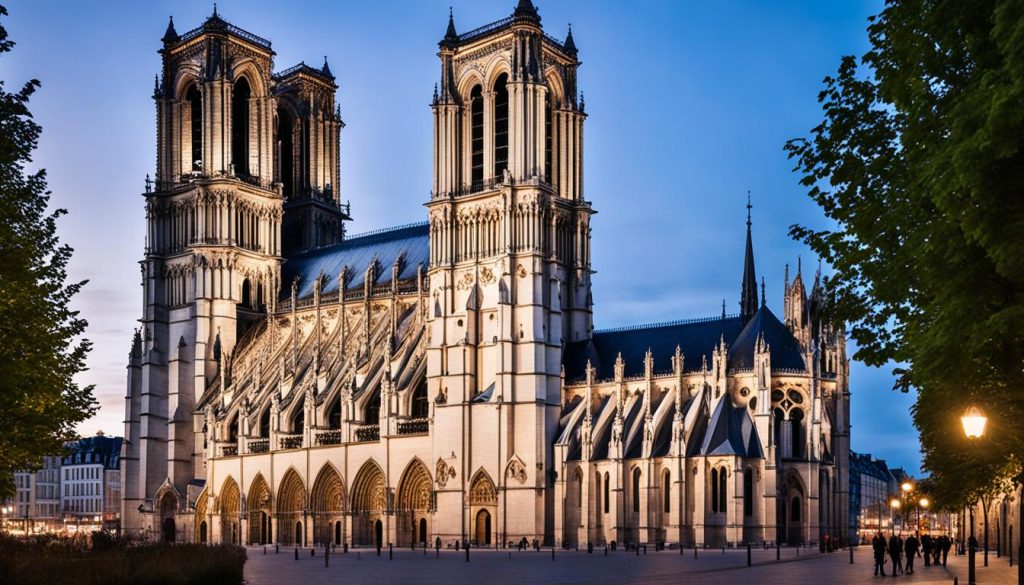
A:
563;316;744;382
727;305;806;371
698;398;764;458
62;435;123;470
281;222;429;300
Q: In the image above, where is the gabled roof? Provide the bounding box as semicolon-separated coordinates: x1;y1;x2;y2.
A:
698;398;764;458
727;305;806;371
563;315;743;382
281;222;429;300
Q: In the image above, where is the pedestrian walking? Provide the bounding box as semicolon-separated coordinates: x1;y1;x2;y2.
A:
888;533;904;576
940;534;951;566
921;533;932;567
904;532;920;574
873;532;888;576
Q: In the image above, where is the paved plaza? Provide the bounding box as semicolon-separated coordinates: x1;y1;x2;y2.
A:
242;545;973;585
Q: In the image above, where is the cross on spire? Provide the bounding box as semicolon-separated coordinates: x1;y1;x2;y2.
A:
740;191;758;324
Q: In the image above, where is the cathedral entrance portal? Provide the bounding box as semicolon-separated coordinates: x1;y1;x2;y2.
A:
419;518;427;545
351;462;387;547
163;517;176;543
475;510;492;546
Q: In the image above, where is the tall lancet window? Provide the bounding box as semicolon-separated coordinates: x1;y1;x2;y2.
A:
231;77;251;176
493;74;509;179
470;85;484;187
544;94;552;183
276;108;295;198
187;85;203;171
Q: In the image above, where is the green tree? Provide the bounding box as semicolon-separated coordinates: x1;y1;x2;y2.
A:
0;5;96;498
785;0;1024;502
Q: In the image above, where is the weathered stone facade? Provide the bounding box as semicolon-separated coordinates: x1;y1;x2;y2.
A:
122;2;850;549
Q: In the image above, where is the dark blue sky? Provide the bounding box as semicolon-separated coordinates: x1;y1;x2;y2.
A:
0;0;920;473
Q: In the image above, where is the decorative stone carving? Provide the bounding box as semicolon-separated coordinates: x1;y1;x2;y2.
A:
479;266;495;285
435;458;456;488
456;271;475;290
505;455;528;484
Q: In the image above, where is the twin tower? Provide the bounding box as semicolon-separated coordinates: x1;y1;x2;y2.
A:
123;1;593;543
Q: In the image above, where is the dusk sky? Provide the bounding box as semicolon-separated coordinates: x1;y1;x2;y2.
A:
0;0;921;473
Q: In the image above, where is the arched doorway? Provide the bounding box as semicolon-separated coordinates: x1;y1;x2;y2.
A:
396;460;432;547
247;474;272;545
351;461;387;547
311;465;346;547
277;469;307;546
159;491;178;543
199;521;207;543
475;509;492;546
419;518;427;545
194;489;208;543
469;470;497;546
220;477;241;545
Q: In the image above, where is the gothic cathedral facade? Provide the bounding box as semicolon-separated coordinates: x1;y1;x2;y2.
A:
122;2;851;549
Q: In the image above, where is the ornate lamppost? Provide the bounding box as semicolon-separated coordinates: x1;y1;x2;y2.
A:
960;404;987;585
890;499;901;535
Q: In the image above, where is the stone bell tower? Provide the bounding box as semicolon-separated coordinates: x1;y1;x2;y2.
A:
124;10;287;535
424;0;592;545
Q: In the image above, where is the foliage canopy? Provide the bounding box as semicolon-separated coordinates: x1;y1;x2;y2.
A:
785;0;1024;506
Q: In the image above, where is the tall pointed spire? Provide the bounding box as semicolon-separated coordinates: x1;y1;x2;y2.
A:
740;191;758;324
443;6;458;44
162;15;179;44
514;0;540;22
563;23;578;56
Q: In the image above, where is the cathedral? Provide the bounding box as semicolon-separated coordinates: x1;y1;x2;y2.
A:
121;1;851;550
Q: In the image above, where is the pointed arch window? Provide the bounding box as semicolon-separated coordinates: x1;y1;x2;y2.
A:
603;472;610;514
710;468;719;513
231;77;251;176
411;378;429;418
719;468;728;514
259;408;271;439
791;408;806;459
743;468;753;517
187;85;203;171
276;107;295;198
632;468;641;513
366;389;381;425
292;409;304;435
662;469;671;514
493;74;509;179
470;85;484;187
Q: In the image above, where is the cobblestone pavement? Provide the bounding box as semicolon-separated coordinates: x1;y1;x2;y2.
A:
243;545;964;585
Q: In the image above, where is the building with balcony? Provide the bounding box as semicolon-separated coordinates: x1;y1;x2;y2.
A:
122;2;851;549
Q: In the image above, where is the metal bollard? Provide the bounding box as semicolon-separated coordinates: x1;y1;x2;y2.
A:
276;544;279;554
325;545;329;567
850;546;854;564
747;543;752;566
311;548;315;557
552;547;555;561
263;546;266;555
643;545;647;555
389;544;393;560
294;547;299;560
605;545;608;556
776;542;780;561
466;542;470;562
694;545;698;558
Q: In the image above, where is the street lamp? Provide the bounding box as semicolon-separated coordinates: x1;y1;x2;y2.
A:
918;498;929;533
960;404;987;585
961;405;987;439
890;499;901;535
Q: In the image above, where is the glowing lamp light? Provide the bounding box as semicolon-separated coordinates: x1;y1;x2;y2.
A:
961;405;987;439
920;498;930;509
890;499;901;509
901;482;913;493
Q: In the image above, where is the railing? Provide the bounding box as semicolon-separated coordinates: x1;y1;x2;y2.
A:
178;18;272;50
354;424;380;443
248;438;269;454
542;32;568;52
279;434;303;450
315;429;343;446
397;418;429;436
457;16;514;44
274;62;335;81
148;172;278;194
220;445;238;457
430;169;552;200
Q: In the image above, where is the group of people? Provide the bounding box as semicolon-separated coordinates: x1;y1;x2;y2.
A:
871;532;952;576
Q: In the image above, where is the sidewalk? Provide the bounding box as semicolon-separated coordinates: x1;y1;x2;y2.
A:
944;550;1018;585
